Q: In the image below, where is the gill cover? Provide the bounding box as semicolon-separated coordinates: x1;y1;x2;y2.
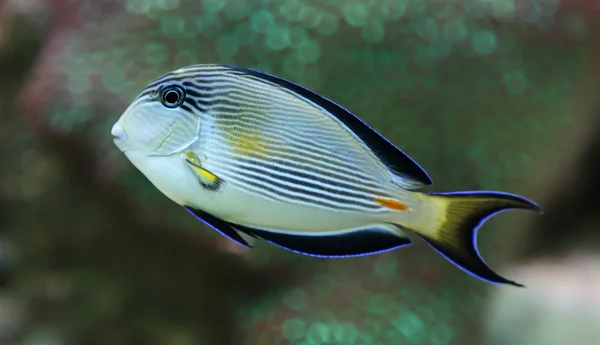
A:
117;81;199;155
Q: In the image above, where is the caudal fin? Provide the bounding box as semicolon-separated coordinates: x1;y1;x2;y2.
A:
411;191;543;287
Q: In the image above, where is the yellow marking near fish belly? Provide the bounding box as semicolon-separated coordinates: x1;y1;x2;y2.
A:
231;131;269;157
182;151;198;162
375;198;409;211
182;152;219;183
190;164;219;183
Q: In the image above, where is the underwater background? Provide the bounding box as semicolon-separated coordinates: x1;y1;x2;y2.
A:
1;0;599;344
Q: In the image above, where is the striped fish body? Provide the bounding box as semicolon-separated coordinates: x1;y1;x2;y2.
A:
178;67;425;232
113;64;543;286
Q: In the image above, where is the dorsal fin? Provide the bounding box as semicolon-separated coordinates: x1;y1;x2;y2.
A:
224;65;433;189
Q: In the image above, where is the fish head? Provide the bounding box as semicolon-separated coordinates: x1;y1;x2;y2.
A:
110;68;220;207
111;78;200;157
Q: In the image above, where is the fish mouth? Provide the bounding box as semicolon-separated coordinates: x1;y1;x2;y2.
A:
111;122;130;152
114;146;130;154
111;122;127;140
112;136;130;153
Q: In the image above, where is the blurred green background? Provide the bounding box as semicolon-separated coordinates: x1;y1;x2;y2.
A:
1;0;600;344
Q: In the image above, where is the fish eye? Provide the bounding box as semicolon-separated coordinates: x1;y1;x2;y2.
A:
159;84;185;108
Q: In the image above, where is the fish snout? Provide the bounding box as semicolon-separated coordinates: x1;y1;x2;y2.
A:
111;122;127;142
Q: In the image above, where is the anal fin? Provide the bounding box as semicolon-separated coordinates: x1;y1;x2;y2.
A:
246;224;412;258
185;207;253;248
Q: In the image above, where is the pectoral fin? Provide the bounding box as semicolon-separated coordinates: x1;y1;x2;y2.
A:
181;152;224;192
184;207;254;248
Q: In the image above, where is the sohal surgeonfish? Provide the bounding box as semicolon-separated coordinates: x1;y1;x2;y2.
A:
112;64;543;287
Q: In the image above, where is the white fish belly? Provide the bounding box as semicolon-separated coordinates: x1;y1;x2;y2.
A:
123;151;219;208
122;152;404;235
200;184;398;233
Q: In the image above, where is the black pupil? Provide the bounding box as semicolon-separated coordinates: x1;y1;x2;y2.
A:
164;90;180;104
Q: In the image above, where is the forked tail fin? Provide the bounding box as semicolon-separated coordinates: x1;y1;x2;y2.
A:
408;191;543;287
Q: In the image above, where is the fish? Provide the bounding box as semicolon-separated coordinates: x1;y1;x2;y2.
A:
111;64;543;287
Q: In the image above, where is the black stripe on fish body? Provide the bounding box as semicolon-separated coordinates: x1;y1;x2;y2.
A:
232;169;381;211
235;158;383;202
245;224;412;258
223;65;433;189
180;104;194;113
183;89;213;106
185;207;255;248
182;81;217;93
184;98;206;113
146;69;226;90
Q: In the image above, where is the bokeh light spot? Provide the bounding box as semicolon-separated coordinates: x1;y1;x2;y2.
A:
306;321;330;345
215;34;239;58
160;16;185;36
224;0;251;20
491;0;514;19
332;322;359;345
143;42;168;64
317;13;339;36
282;287;308;311
564;14;589;41
289;26;309;46
250;10;275;33
266;26;291;51
295;40;321;63
202;0;226;13
197;14;222;38
173;50;196;67
442;17;468;43
391;310;426;343
282;318;306;341
362;21;385;43
280;0;303;22
342;3;368;27
382;0;408;19
503;70;528;95
430;323;454;345
299;6;323;28
374;256;398;277
158;0;180;11
234;21;257;46
416;17;439;41
471;30;497;55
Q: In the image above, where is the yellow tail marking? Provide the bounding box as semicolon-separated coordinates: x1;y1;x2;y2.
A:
375;198;409;211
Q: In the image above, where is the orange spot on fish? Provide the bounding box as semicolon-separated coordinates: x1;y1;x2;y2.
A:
375;198;409;211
